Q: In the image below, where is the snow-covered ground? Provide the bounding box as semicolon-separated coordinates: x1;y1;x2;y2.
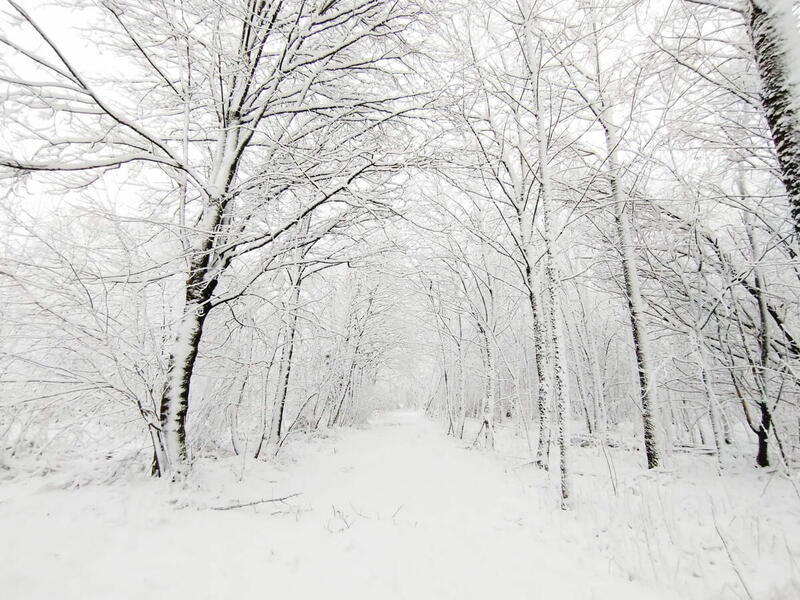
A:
1;411;798;599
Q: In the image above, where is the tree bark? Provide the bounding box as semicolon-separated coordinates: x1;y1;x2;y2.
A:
757;401;772;467
747;218;774;467
604;124;661;469
538;105;570;506
519;21;552;469
158;267;219;475
478;323;496;450
456;314;467;439
746;0;800;237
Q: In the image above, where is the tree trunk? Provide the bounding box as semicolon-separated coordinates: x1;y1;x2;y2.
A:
157;274;217;476
155;141;236;475
546;275;570;508
604;123;661;469
229;327;255;456
746;0;800;237
532;51;571;502
264;280;301;454
479;324;496;450
747;217;774;467
591;341;608;443
456;314;467;439
542;189;570;508
567;322;593;435
526;266;551;469
517;13;550;470
757;401;772;467
695;331;725;470
431;288;456;435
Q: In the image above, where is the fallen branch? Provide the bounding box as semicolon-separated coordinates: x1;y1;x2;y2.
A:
210;493;301;511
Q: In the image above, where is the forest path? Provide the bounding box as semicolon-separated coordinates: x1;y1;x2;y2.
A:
1;411;677;599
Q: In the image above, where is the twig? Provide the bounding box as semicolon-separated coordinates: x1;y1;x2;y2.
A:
210;493;301;511
471;421;486;447
599;440;618;497
391;504;404;523
327;504;352;531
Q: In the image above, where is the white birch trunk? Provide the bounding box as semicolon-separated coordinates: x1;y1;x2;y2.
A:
519;0;552;470
480;325;497;451
539;118;570;508
522;4;571;501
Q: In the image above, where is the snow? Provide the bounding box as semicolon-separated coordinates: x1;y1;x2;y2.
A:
759;0;800;114
1;411;798;599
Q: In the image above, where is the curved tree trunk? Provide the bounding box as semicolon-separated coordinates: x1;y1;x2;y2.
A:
158;270;219;476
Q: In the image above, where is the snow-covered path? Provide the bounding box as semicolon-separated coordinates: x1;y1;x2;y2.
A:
1;411;676;599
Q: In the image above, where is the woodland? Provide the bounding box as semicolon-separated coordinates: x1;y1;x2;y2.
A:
1;1;799;598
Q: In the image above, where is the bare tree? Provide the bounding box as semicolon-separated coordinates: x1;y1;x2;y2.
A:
0;0;426;475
